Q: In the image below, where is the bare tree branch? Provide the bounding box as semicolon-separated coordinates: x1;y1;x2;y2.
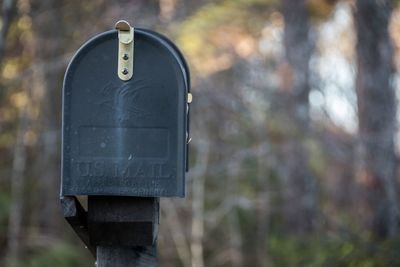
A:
163;199;191;267
191;137;210;267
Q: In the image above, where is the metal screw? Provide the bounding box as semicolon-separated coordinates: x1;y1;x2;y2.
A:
123;53;129;60
122;68;129;75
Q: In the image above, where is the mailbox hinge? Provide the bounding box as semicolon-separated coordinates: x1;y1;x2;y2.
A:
115;20;134;81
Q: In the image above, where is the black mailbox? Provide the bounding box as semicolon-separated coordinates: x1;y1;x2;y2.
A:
61;22;190;198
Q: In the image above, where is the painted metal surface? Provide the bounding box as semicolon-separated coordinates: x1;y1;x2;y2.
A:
61;28;190;197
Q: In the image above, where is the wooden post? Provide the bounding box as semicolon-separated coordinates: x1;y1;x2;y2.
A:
96;245;157;267
61;196;159;265
88;196;159;266
61;196;96;256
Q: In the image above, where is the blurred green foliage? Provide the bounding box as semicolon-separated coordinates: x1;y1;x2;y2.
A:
268;235;400;267
20;243;92;267
0;193;10;230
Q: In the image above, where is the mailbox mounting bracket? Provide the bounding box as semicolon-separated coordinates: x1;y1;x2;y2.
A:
115;20;134;81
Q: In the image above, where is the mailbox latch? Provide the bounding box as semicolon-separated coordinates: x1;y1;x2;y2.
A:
115;20;134;81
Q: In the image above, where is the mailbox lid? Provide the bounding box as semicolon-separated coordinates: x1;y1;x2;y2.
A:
61;29;188;197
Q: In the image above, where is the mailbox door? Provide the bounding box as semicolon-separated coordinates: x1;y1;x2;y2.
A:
62;29;188;197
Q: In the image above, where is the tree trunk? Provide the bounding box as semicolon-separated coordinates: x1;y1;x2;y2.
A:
280;0;316;234
6;107;28;267
30;0;65;235
354;0;399;237
191;137;209;267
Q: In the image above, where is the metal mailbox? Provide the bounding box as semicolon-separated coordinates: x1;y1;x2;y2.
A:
61;22;190;197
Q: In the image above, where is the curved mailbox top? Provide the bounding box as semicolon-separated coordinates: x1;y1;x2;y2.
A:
61;29;189;197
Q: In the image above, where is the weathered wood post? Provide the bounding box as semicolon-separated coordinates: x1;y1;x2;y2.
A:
60;20;191;266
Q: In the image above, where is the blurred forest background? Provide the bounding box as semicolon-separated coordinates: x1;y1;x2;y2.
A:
1;0;400;266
